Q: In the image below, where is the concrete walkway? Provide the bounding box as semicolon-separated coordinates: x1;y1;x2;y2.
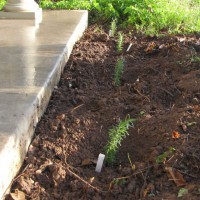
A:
0;10;88;199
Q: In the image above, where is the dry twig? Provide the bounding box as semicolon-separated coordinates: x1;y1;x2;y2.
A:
70;104;84;113
66;166;103;192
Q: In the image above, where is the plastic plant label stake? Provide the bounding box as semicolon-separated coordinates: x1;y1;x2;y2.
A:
95;153;105;173
127;43;132;52
109;30;112;37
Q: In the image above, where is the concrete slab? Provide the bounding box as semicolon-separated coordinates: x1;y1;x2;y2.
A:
0;10;88;199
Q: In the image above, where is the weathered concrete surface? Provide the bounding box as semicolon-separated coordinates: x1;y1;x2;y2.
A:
0;10;88;199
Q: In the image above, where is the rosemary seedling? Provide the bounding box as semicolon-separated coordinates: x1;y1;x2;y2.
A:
114;58;124;86
109;19;117;37
104;116;137;166
117;32;124;52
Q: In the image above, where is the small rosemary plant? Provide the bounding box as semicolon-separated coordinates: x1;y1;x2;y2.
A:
110;19;117;37
104;116;137;166
114;58;124;86
117;32;124;52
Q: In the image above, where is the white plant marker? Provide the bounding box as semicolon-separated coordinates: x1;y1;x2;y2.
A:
95;153;105;173
109;30;112;37
127;43;133;52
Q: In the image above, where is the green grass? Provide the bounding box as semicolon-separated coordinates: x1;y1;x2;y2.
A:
104;116;137;166
1;0;199;34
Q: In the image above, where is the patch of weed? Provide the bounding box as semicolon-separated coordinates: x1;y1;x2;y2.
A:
156;147;176;164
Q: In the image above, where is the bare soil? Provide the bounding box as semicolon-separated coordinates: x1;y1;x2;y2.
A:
6;25;200;200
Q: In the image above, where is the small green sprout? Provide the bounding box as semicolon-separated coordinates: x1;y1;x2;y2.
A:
104;115;137;166
114;58;124;86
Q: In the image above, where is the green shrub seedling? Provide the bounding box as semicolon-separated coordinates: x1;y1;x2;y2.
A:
117;32;123;52
104;115;137;166
110;19;117;37
114;58;124;86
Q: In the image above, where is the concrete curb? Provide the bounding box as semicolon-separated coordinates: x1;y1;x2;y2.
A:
0;10;88;199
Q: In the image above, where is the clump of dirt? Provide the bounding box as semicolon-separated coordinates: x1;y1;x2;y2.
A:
6;26;200;200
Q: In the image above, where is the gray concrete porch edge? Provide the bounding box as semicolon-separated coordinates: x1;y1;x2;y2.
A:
0;10;88;199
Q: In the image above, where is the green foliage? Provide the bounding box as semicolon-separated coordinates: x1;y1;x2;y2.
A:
104;116;137;166
110;19;117;37
114;58;124;86
0;0;6;10
38;0;200;34
1;0;199;34
117;32;124;52
39;0;91;10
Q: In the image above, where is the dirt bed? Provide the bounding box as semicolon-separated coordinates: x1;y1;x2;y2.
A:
6;25;200;200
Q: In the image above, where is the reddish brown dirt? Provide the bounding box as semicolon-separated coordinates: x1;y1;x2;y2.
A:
6;26;200;200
